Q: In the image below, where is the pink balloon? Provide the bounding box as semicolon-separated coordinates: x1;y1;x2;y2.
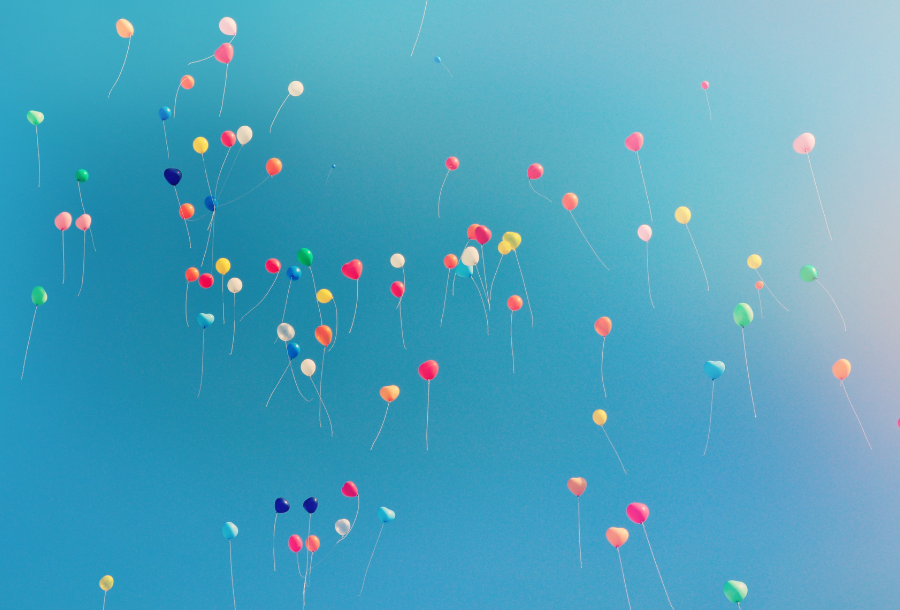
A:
215;43;234;64
567;477;587;497
445;157;460;171
341;481;359;497
637;224;652;242
288;534;303;553
221;131;237;147
701;81;709;90
75;214;92;231
606;527;629;548
793;133;815;154
55;212;72;231
625;132;644;152
626;502;649;524
219;17;237;37
265;258;281;274
527;163;544;180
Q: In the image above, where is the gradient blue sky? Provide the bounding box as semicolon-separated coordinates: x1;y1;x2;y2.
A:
2;1;900;608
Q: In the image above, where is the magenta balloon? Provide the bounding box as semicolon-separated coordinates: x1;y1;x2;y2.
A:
793;133;815;154
75;214;92;231
626;502;649;524
625;132;644;152
701;81;709;90
637;224;652;242
215;43;234;64
55;212;73;231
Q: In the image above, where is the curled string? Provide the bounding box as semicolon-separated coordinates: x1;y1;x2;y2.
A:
218;145;243;198
576;498;582;568
35;126;40;187
437;169;449;217
741;328;756;417
645;241;655;308
220;176;269;208
817;280;846;331
163;122;170;157
488;255;504;303
274;282;292;344
440;270;451;326
410;0;428;56
635;151;653;221
289;362;312;401
757;288;763;319
229;293;237;354
704;90;712;120
219;64;228;117
215;147;232;195
308;377;333;436
184;282;190;327
600;336;606;397
527;179;553;203
569;211;609;270
807;153;832;240
309;267;323;324
756;271;788;311
197;330;205;397
684;225;708;290
348;280;359;333
328;299;338;351
173;85;181;116
370;404;391;450
240;274;278;321
270;94;291;132
201;154;212;197
471;277;489;335
21;307;37;379
200;212;215;267
266;362;291;408
78;231;87;297
601;425;627;474
107;36;131;98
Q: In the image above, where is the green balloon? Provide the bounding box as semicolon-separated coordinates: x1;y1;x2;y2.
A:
799;264;818;283
296;248;313;266
26;110;44;126
76;169;89;183
31;286;47;306
723;580;748;603
733;303;753;327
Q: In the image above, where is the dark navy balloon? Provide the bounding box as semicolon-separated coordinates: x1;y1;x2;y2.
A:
303;497;318;514
164;168;182;186
275;497;290;513
287;343;301;360
287;266;302;281
159;106;173;121
205;196;218;211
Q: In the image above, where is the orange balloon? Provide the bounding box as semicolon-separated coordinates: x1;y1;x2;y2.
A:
315;325;333;346
444;254;458;269
380;385;400;402
606;527;629;548
755;281;764;290
266;158;283;177
562;193;578;211
594;317;611;337
181;75;195;89
832;359;851;381
508;295;523;311
179;203;195;219
467;224;480;240
185;267;200;282
115;19;134;38
567;477;587;497
306;535;320;552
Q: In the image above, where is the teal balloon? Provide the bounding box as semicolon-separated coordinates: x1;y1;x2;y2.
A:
733;303;753;328
377;507;396;523
222;522;238;539
31;286;47;306
197;313;214;328
723;580;747;603
455;264;473;278
75;169;89;183
704;361;725;380
296;248;313;266
799;264;818;282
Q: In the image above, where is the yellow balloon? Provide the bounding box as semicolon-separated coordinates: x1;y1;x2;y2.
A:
316;289;333;303
215;258;231;275
498;241;511;255
502;232;522;251
674;206;691;224
99;575;114;591
193;137;209;154
747;254;762;270
592;409;608;426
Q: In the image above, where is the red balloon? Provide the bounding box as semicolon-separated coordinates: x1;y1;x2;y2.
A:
594;317;611;337
265;259;281;274
179;203;195;219
508;295;523;311
562;193;578;211
445;157;460;171
390;281;405;298
221;131;237;147
266;158;283;177
342;259;363;280
443;254;458;269
626;502;649;524
341;481;359;498
467;224;480;240
474;225;492;245
418;360;439;381
199;273;214;288
288;535;303;553
186;267;200;282
527;163;544;180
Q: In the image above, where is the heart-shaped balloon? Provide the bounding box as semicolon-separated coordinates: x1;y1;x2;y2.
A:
567;477;587;497
625;132;644;152
341;481;359;497
378;507;396;523
474;225;492;245
342;259;363;280
380;385;400;402
704;361;725;381
502;232;522;250
418;360;439;381
197;313;215;328
75;214;92;231
793;132;815;154
303;497;318;514
606;527;629;548
164;168;182;186
626;502;649;524
723;580;748;603
214;43;234;64
27;110;44;126
274;498;290;513
55;212;72;231
286;343;300;360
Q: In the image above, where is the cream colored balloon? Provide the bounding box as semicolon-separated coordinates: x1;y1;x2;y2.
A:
277;323;295;341
236;126;253;145
288;81;304;96
390;253;405;268
335;519;351;536
300;359;316;376
461;246;479;266
227;278;243;293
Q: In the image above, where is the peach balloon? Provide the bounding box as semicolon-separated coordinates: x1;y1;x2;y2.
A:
637;224;652;242
443;254;458;269
55;212;72;231
832;359;851;381
793;133;815;154
181;75;195;89
562;193;578;211
625;132;644;152
306;536;320;552
594;317;611;337
527;163;544;180
606;527;629;548
567;477;587;497
76;214;92;231
380;385;400;402
115;19;134;38
701;81;709;90
755;281;764;290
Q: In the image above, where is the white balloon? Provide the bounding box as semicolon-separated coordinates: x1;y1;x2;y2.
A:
390;253;405;268
277;323;295;341
461;246;479;266
335;519;351;536
227;278;243;294
288;81;304;96
219;17;237;36
300;359;316;376
236;126;253;145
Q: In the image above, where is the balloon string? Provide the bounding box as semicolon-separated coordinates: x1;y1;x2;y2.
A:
222;275;225;322
685;225;708;290
319;349;326;424
569;211;609;270
600;336;606;397
273;513;278;571
309;268;324;325
601;425;627;474
440;270;451;327
471;277;490;335
704;90;712;120
187;54;213;65
741;328;756;417
200;212;215;267
215;147;231;196
103;590;107;610
328;299;338;351
289;360;312;401
481;244;490;306
635;151;653;221
220;176;269;207
616;548;633;610
703;381;714;456
359;524;384;596
218;146;243;199
201;154;212;197
488;255;503;303
437;169;449;218
397;267;406;309
757;289;763;319
78;232;86;297
309;377;333;436
425;379;431;450
21;306;37;380
219;64;228;117
185;282;190;327
577;497;582;568
371;404;391;450
303;514;311;609
163;122;170;158
325;166;334;185
510;311;515;373
514;251;533;327
474;264;489;309
756;271;788;311
229;539;236;610
61;232;65;284
349;280;359;333
527;180;553;203
398;301;407;348
240;275;278;321
410;0;428;56
807;153;832;240
230;294;237;355
108;36;131;98
817;280;846;331
270;94;290;132
35;126;40;187
841;381;872;449
198;330;205;397
275;282;292;343
452;272;456;296
211;214;216;270
645;241;655;308
642;523;674;610
266;362;291;408
442;63;453;77
78;182;86;214
174;185;182;206
173;85;181;116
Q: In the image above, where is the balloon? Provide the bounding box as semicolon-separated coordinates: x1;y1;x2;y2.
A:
286;343;300;359
266;158;282;176
391;281;405;298
277;323;295;341
527;164;543;180
592;409;607;426
181;75;195;89
199;273;214;288
747;254;761;269
287;266;302;280
266;259;282;273
221;131;236;147
288;81;304;96
296;248;313;266
390;253;406;268
475;225;492;245
316;289;333;303
733;303;753;328
626;502;649;524
288;535;303;552
467;224;480;240
455;264;473;278
219;17;237;36
704;361;725;380
115;19;134;38
26;110;44;126
637;224;652;242
236;126;252;145
342;260;363;280
99;575;114;591
76;214;91;231
300;359;316;376
159;107;172;121
443;254;458;269
755;281;764;290
31;287;47;306
508;295;523;311
76;169;89;183
723;581;748;603
380;385;400;402
303;497;318;514
215;258;231;275
567;477;587;497
793;133;815;154
55;212;72;231
186;267;200;282
498;241;511;255
378;507;396;523
832;359;851;380
275;498;290;513
674;206;691;224
606;527;629;548
336;519;351;536
164;168;182;186
342;481;359;497
625;132;644;152
179;204;195;219
222;522;238;539
461;246;479;266
306;536;320;552
799;264;818;282
197;313;214;328
227;278;242;293
204;196;218;211
315;325;332;346
446;157;460;170
562;193;578;210
594;317;611;337
193;137;209;154
701;81;709;90
502;232;522;250
419;360;439;381
214;43;234;64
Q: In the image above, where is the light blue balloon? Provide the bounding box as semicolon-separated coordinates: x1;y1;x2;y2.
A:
378;507;396;523
222;522;238;539
455;264;473;278
704;361;725;380
159;106;172;121
434;56;441;63
197;313;214;328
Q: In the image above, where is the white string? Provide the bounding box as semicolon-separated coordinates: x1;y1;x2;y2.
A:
474;264;489;308
325;166;334;185
527;179;553;203
576;497;582;568
757;289;763;319
215;148;231;196
359;524;385;595
61;232;65;284
684;225;708;290
488;255;504;303
756;271;789;311
841;381;872;449
270;94;290;132
198;331;205;397
514;251;533;327
471;277;490;335
78;232;86;297
371;404;391;450
807;153;832;240
187;54;214;65
703;381;714;456
308;378;333;436
21;307;37;379
440;270;451;326
601;425;627;474
240;275;278;321
704;90;712;120
219;64;228;117
35;126;40;187
741;328;756;417
108;37;131;98
202;154;212;196
645;241;655;308
273;513;278;571
600;337;606;397
274;282;292;343
218;146;243;199
185;282;190;327
569;211;609;270
309;268;324;325
480;245;490;306
200;212;215;267
289;361;312;401
410;0;428;56
230;294;236;354
425;380;431;450
319;349;326;424
642;523;675;610
442;63;453;77
163;122;170;157
328;299;339;351
817;280;846;331
437;169;449;217
173;85;181;116
103;590;107;610
349;280;359;332
266;362;291;408
77;183;97;252
510;311;515;373
616;548;633;610
219;177;269;208
229;539;236;610
635;151;652;221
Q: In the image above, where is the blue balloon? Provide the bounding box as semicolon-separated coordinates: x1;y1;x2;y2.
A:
159;107;173;121
434;56;441;63
378;507;396;523
455;264;473;278
287;266;302;280
222;522;238;539
197;313;215;328
205;196;218;211
331;164;336;169
275;498;290;513
164;168;182;186
704;361;725;381
287;343;301;360
303;497;318;514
